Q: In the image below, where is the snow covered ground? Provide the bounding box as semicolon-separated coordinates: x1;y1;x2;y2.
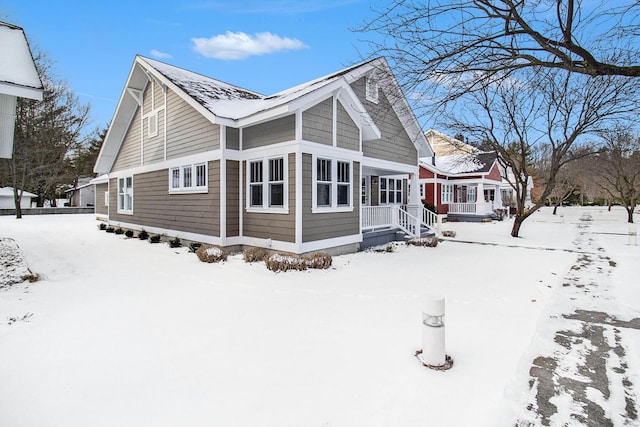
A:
0;207;638;426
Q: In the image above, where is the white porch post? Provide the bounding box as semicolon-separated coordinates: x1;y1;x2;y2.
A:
476;181;485;213
494;183;503;208
409;172;420;205
408;172;421;236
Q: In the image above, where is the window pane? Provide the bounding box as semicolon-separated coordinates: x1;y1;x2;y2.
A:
269;183;284;207
250;161;262;184
126;177;132;188
196;164;206;187
171;169;180;188
396;190;402;204
381;192;387;204
317;183;331;206
389;179;395;191
337;184;349;206
250;185;262;206
389;191;395;204
183;167;192;187
269;158;283;182
337;162;349;183
317;159;331;182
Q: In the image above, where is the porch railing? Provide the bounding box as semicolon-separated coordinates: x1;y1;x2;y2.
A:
448;201;494;215
362;205;442;237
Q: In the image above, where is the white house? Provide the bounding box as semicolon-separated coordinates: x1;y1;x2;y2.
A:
0;21;43;159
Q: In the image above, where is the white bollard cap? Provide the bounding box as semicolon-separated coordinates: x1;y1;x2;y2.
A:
424;297;445;317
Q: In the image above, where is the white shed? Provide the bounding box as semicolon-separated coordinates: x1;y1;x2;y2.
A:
0;187;36;209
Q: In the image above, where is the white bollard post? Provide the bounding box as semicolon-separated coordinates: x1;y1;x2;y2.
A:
421;297;445;366
629;227;637;246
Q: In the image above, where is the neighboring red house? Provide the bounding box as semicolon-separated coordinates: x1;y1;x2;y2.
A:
419;151;505;221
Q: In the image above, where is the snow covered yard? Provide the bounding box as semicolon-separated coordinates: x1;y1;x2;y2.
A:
0;207;637;426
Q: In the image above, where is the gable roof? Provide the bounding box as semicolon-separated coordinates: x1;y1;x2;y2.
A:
95;56;430;173
420;152;499;177
425;129;478;156
0;21;43;100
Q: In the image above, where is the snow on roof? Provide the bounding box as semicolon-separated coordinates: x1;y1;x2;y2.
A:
420;152;497;175
0;187;37;198
0;21;43;100
141;57;372;121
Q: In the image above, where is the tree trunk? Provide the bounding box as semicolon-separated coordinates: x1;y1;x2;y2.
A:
511;215;524;237
12;188;22;219
627;206;634;224
553;204;559;215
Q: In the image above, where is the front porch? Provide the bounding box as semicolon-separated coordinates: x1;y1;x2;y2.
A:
361;205;442;248
446;201;506;222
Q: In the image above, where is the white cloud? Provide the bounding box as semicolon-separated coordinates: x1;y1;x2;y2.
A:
150;49;172;59
191;31;308;60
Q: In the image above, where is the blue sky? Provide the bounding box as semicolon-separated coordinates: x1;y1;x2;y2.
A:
3;0;382;133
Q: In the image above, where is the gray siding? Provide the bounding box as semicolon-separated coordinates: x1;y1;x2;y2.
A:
336;100;359;151
109;160;220;237
226;127;240;150
166;89;220;159
351;77;417;165
302;98;332;145
226;160;240;237
112;109;142;171
95;183;108;215
243;115;295;150
143;109;165;164
243;153;295;243
301;153;360;243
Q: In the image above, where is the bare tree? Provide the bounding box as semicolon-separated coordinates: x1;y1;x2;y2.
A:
446;67;636;236
359;0;640;106
588;129;640;223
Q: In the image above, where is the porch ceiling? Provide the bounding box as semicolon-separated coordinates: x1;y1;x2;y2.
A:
362;165;409;177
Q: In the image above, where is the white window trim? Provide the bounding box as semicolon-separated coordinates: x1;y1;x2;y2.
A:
147;111;158;137
365;74;379;104
312;155;354;213
245;156;289;214
378;177;404;205
117;176;134;215
169;163;208;194
441;183;454;204
104;191;109;207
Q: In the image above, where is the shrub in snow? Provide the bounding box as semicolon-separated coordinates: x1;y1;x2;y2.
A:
189;241;202;253
114;228;124;235
244;247;268;263
306;252;332;269
149;234;162;244
266;253;307;272
106;226;115;233
138;230;149;240
442;230;456;238
196;244;227;263
124;230;134;238
169;237;181;248
373;243;395;253
406;237;438;247
265;252;333;272
98;223;107;231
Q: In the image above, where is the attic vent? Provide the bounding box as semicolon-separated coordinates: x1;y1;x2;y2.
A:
365;73;379;104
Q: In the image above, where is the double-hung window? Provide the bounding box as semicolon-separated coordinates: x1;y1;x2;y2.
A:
118;176;133;214
316;158;332;207
313;157;353;211
441;184;454;203
248;157;287;211
169;163;207;193
380;177;403;205
467;186;476;203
